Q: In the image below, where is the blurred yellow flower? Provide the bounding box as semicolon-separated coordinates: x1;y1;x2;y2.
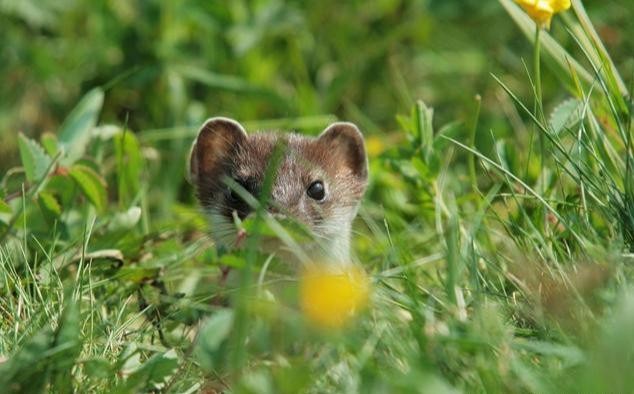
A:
365;135;385;157
515;0;571;28
299;264;370;329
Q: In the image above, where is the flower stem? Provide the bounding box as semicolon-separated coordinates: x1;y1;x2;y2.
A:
533;25;547;228
533;27;542;116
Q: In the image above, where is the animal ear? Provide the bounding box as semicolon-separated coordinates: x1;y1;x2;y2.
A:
317;122;368;180
188;117;247;185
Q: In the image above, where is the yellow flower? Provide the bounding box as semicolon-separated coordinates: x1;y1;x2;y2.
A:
365;135;385;157
515;0;571;29
299;264;370;329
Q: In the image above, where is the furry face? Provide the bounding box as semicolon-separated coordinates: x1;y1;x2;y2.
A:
188;117;368;263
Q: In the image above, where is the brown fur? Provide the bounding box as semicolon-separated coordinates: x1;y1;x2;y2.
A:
188;117;368;262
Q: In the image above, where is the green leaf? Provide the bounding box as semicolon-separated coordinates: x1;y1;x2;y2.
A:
175;65;286;110
38;191;62;222
0;299;81;394
82;358;113;380
115;350;179;393
50;300;81;392
119;266;160;283
58;88;104;164
510;358;550;394
512;339;585;367
195;309;234;370
40;132;59;157
18;133;52;183
114;131;142;206
0;199;11;214
108;206;142;231
69;164;107;211
176;64;271;94
549;98;583;135
415;100;434;160
46;173;76;207
219;254;246;268
0;328;52;393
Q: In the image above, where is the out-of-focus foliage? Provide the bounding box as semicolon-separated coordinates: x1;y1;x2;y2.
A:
1;0;633;393
2;1;631;165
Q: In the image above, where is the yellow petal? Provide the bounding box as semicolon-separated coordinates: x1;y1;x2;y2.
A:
515;0;570;28
515;0;554;28
549;0;571;12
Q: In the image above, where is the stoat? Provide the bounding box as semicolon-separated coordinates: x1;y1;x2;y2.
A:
188;117;368;264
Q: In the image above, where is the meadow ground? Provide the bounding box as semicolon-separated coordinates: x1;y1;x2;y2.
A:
1;1;633;392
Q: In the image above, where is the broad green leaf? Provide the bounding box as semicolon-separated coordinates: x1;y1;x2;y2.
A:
115;350;178;393
114;131;142;206
0;199;11;214
40;132;59;157
195;309;234;370
549;98;583;135
46;173;77;207
38;191;62;222
58;88;104;164
82;358;112;380
116;343;141;373
69;164;107;211
50;301;81;392
18;133;52;183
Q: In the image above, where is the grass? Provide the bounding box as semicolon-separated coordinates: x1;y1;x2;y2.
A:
1;1;633;393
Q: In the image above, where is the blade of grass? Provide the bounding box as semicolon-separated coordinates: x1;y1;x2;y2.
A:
441;135;584;245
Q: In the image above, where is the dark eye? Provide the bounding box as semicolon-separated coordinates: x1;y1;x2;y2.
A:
306;180;325;201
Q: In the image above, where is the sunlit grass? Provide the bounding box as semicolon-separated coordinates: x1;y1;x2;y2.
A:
0;1;633;393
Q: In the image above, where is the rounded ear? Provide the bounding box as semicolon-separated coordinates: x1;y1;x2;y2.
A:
188;117;247;185
317;122;368;180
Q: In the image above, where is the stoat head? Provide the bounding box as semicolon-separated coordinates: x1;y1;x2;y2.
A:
188;117;368;263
